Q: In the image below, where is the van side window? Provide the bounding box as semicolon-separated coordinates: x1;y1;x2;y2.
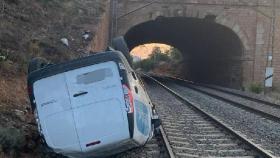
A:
77;68;113;84
132;72;137;80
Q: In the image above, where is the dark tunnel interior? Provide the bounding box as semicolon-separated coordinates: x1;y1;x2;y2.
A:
124;17;244;88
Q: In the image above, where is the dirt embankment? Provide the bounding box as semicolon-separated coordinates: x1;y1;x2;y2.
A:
0;0;108;157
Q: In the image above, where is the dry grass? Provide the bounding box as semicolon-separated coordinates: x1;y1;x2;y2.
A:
0;73;28;108
267;91;280;103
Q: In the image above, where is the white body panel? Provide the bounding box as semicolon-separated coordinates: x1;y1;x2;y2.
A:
129;73;153;144
33;62;130;157
64;62;129;154
34;73;81;152
32;60;154;157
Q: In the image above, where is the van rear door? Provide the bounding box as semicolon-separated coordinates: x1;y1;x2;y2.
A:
33;73;81;153
65;61;130;152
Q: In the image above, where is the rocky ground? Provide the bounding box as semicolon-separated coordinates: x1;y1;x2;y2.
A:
0;0;107;157
0;0;107;61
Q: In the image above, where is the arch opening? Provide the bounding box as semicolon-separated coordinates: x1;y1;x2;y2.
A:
124;17;244;89
131;43;183;76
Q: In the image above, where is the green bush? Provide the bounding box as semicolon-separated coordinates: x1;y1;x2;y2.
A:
133;47;167;71
0;127;26;151
140;59;155;71
0;48;28;73
149;47;170;62
0;49;8;62
167;47;182;61
249;83;263;94
133;46;183;72
4;0;19;4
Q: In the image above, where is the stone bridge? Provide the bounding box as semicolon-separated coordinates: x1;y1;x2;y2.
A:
109;0;280;90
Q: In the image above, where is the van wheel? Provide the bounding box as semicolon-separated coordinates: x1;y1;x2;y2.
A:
28;57;48;74
154;126;161;136
112;36;132;65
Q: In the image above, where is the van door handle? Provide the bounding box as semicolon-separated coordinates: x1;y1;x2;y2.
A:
134;86;138;94
73;91;88;97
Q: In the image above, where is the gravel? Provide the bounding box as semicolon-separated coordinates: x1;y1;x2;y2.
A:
190;85;280;118
112;136;167;158
163;81;280;156
205;84;280;105
143;79;259;157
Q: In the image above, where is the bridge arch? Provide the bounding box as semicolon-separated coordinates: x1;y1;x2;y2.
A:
117;5;252;89
117;5;250;52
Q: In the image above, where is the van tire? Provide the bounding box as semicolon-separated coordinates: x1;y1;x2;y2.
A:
112;36;132;65
28;57;48;74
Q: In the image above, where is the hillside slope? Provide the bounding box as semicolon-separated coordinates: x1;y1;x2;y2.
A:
0;0;108;157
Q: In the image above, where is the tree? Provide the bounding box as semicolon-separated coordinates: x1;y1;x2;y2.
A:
149;47;169;63
168;47;182;61
133;46;182;72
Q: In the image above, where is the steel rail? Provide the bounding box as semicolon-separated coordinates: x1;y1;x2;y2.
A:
167;76;280;109
186;83;280;123
188;85;280;123
159;126;175;158
156;75;280;123
197;83;280;109
144;74;276;158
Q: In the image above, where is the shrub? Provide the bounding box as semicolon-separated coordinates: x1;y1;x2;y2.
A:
4;0;19;4
138;59;155;71
249;83;263;94
149;47;170;62
167;47;182;61
0;49;28;73
0;49;8;62
0;56;7;62
0;127;26;151
133;46;184;72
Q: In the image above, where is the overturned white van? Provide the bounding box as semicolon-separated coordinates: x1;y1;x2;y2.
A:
27;51;160;157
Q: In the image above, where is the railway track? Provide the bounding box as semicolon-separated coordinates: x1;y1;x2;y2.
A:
155;74;280;108
113;132;169;158
142;75;275;158
164;75;280;107
112;75;277;158
160;76;280;123
197;83;280;108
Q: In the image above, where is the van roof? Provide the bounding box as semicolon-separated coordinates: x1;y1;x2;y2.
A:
28;51;131;85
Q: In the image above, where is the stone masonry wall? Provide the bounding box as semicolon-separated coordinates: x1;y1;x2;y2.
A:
116;0;280;89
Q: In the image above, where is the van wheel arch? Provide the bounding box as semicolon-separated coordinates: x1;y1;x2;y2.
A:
112;36;133;65
28;57;48;74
